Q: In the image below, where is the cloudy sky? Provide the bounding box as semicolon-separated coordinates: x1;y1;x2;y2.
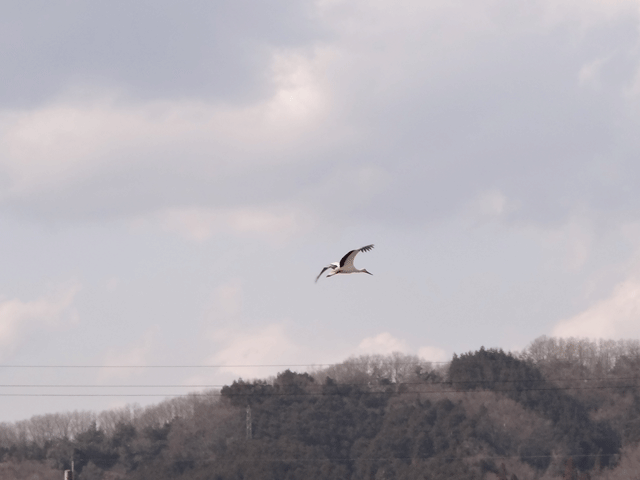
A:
2;0;640;421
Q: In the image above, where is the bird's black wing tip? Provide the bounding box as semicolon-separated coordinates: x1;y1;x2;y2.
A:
339;250;356;267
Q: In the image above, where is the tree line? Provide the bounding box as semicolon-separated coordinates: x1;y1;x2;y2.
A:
1;336;640;479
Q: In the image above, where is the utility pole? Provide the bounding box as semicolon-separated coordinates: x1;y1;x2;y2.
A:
246;404;252;440
64;456;74;479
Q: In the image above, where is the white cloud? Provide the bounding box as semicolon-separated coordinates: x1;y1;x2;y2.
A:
269;49;331;124
1;0;638;233
98;330;156;380
0;98;148;196
527;216;594;270
211;280;244;320
537;0;640;29
578;56;610;88
469;189;518;221
417;345;449;362
552;278;640;338
356;332;449;361
357;332;410;355
0;283;80;358
319;165;391;208
208;323;302;379
624;62;640;99
0;48;331;210
156;205;314;242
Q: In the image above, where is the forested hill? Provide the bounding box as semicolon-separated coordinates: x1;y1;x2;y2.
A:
2;336;640;480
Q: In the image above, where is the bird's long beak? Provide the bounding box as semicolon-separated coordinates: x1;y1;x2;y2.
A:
365;270;372;275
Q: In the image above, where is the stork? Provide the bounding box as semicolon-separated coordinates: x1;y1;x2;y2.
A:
315;244;374;282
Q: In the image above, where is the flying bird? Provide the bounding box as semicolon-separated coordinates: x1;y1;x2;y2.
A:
315;244;374;282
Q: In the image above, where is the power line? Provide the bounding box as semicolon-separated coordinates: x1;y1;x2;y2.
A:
164;452;619;464
1;374;640;388
0;356;633;369
0;383;639;397
0;394;210;397
0;361;450;368
0;384;226;388
0;365;317;368
0;355;635;370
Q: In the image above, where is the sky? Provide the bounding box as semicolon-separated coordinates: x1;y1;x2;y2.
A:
1;0;640;422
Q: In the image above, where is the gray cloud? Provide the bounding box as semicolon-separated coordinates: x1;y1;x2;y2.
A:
1;0;640;231
316;7;640;227
0;1;325;107
3;0;640;422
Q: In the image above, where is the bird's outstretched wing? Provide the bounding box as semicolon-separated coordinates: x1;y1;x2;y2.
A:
315;263;338;283
339;244;374;268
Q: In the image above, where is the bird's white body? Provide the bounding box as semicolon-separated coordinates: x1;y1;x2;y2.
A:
315;244;374;282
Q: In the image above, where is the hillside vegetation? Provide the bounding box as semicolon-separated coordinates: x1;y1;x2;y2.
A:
2;336;640;479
